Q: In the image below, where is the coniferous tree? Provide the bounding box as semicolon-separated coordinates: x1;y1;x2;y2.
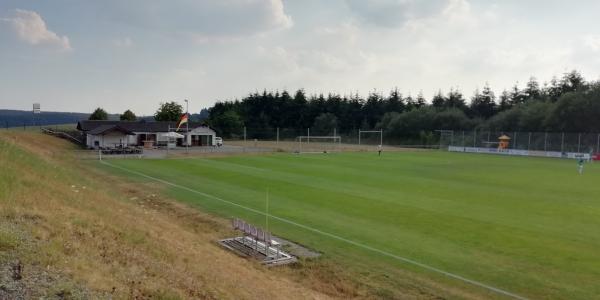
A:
385;88;405;113
509;83;526;105
498;89;512;112
405;94;416;111
524;77;541;101
469;84;496;119
415;91;427;108
445;88;467;112
431;90;445;109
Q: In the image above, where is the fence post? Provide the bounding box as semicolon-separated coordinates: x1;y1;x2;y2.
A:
358;130;361;145
462;131;465;147
307;128;310;145
244;127;247;143
544;132;548;152
473;129;476;147
578;133;581;153
514;132;517;149
597;133;600;154
561;132;564;152
276;127;279;145
528;132;531;150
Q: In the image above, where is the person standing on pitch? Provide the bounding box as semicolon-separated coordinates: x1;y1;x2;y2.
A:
378;144;382;156
578;158;584;174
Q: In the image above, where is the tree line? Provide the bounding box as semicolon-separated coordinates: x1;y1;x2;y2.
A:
88;103;209;122
207;70;600;139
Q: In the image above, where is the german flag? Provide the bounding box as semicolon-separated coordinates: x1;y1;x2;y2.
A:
175;113;188;131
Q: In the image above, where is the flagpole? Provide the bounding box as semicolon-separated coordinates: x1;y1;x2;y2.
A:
184;99;189;154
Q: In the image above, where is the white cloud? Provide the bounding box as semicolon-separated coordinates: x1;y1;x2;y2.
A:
345;0;448;27
111;0;292;43
113;37;134;48
3;9;71;51
583;35;600;51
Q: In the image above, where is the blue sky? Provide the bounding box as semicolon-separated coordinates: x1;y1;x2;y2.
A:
1;0;600;115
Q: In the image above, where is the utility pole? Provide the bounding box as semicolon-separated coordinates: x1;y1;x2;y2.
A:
184;99;189;154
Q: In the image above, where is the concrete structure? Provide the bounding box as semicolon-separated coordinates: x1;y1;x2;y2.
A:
77;120;216;149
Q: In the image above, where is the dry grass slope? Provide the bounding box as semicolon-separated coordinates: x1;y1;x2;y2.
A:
0;132;349;299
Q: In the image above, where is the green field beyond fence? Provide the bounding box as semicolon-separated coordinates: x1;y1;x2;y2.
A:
101;151;600;299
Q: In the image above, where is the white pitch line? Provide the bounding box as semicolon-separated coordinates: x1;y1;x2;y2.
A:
100;160;528;300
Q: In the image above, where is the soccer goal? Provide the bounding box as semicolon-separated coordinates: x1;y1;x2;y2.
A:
295;135;342;153
358;130;383;150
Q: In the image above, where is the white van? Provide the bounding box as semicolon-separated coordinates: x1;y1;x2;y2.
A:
215;137;223;147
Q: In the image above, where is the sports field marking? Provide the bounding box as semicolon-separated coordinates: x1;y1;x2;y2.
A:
100;160;528;300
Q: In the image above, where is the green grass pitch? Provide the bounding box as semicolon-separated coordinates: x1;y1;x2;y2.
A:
101;151;600;299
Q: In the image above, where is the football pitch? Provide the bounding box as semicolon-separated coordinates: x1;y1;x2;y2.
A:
101;151;600;299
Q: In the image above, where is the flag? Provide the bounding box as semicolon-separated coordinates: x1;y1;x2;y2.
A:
176;113;188;131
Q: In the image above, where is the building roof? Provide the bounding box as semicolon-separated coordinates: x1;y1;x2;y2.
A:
87;124;136;135
77;120;213;133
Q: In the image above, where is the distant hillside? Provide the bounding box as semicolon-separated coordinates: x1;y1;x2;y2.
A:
0;110;142;128
1;109;208;129
0;110;90;128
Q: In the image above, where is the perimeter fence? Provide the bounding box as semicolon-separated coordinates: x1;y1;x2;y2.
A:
216;127;600;154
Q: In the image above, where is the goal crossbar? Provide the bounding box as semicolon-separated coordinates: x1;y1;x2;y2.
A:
295;135;342;153
358;130;383;146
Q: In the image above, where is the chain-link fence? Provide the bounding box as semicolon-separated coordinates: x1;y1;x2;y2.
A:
439;130;600;154
215;127;600;154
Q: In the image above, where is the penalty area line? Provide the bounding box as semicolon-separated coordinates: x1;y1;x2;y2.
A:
100;160;528;300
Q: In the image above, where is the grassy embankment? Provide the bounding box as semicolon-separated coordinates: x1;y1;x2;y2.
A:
1;131;372;299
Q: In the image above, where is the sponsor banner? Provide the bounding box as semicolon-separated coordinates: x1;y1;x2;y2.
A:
567;152;591;159
448;146;590;159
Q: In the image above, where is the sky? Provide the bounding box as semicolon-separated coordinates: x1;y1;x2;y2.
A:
1;0;600;115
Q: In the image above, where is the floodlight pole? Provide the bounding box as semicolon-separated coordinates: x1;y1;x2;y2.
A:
184;99;189;154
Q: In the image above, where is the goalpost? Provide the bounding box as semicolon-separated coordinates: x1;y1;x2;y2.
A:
358;130;383;149
295;135;342;153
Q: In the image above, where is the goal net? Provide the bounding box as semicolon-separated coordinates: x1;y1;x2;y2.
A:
295;136;342;153
358;130;383;150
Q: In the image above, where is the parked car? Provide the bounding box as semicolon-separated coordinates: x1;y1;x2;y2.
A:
215;137;223;147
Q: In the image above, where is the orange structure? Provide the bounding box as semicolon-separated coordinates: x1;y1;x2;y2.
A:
498;134;511;150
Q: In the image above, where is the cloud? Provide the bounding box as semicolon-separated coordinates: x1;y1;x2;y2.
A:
111;0;292;43
345;0;448;27
583;35;600;51
3;9;71;51
113;37;134;48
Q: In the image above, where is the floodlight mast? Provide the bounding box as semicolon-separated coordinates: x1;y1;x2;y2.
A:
184;99;189;154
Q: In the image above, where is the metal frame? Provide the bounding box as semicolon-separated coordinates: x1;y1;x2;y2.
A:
358;130;383;146
296;135;342;153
